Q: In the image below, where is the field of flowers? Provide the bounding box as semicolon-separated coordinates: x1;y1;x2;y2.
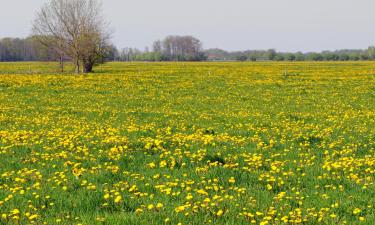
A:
0;62;374;225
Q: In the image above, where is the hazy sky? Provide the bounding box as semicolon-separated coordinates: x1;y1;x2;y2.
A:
0;0;375;52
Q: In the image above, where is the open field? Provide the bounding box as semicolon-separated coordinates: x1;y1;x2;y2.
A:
0;62;374;225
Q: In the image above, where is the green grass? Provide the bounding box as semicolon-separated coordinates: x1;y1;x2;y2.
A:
0;61;374;225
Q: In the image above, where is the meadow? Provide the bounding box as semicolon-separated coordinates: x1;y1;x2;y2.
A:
0;61;374;225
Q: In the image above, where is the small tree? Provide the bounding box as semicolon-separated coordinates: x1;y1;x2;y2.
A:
266;49;277;61
32;0;111;73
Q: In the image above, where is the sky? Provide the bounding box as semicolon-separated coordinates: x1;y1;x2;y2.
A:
0;0;375;52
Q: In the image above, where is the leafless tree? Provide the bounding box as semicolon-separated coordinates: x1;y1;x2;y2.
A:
152;40;162;53
32;0;111;73
155;35;204;61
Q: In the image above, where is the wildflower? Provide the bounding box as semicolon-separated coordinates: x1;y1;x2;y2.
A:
114;196;122;203
186;194;193;200
175;205;186;213
72;167;83;178
217;210;224;217
135;208;143;213
160;160;167;168
148;162;156;168
11;209;20;215
28;214;38;220
353;208;361;215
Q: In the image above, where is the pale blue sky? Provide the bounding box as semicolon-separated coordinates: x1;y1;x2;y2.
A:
0;0;374;52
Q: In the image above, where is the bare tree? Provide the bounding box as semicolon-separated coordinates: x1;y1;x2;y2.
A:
152;40;162;53
32;0;111;73
156;35;205;61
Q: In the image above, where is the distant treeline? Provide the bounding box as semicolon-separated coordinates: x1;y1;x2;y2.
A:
0;37;117;62
112;45;375;62
0;37;56;61
0;35;205;62
2;36;375;62
205;48;375;61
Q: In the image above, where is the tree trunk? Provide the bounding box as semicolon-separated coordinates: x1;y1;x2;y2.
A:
83;61;94;73
59;56;64;72
75;59;80;74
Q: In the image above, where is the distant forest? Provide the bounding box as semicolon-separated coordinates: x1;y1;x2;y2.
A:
2;35;375;62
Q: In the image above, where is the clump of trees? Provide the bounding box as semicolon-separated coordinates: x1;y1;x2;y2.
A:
116;36;207;62
153;35;207;61
32;0;112;73
0;37;57;61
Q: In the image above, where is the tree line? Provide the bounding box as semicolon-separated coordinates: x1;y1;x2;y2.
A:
3;36;375;63
103;46;375;62
205;48;375;61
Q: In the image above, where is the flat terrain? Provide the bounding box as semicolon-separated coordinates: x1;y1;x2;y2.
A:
0;62;374;225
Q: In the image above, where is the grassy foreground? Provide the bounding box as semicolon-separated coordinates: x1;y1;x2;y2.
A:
0;62;374;225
